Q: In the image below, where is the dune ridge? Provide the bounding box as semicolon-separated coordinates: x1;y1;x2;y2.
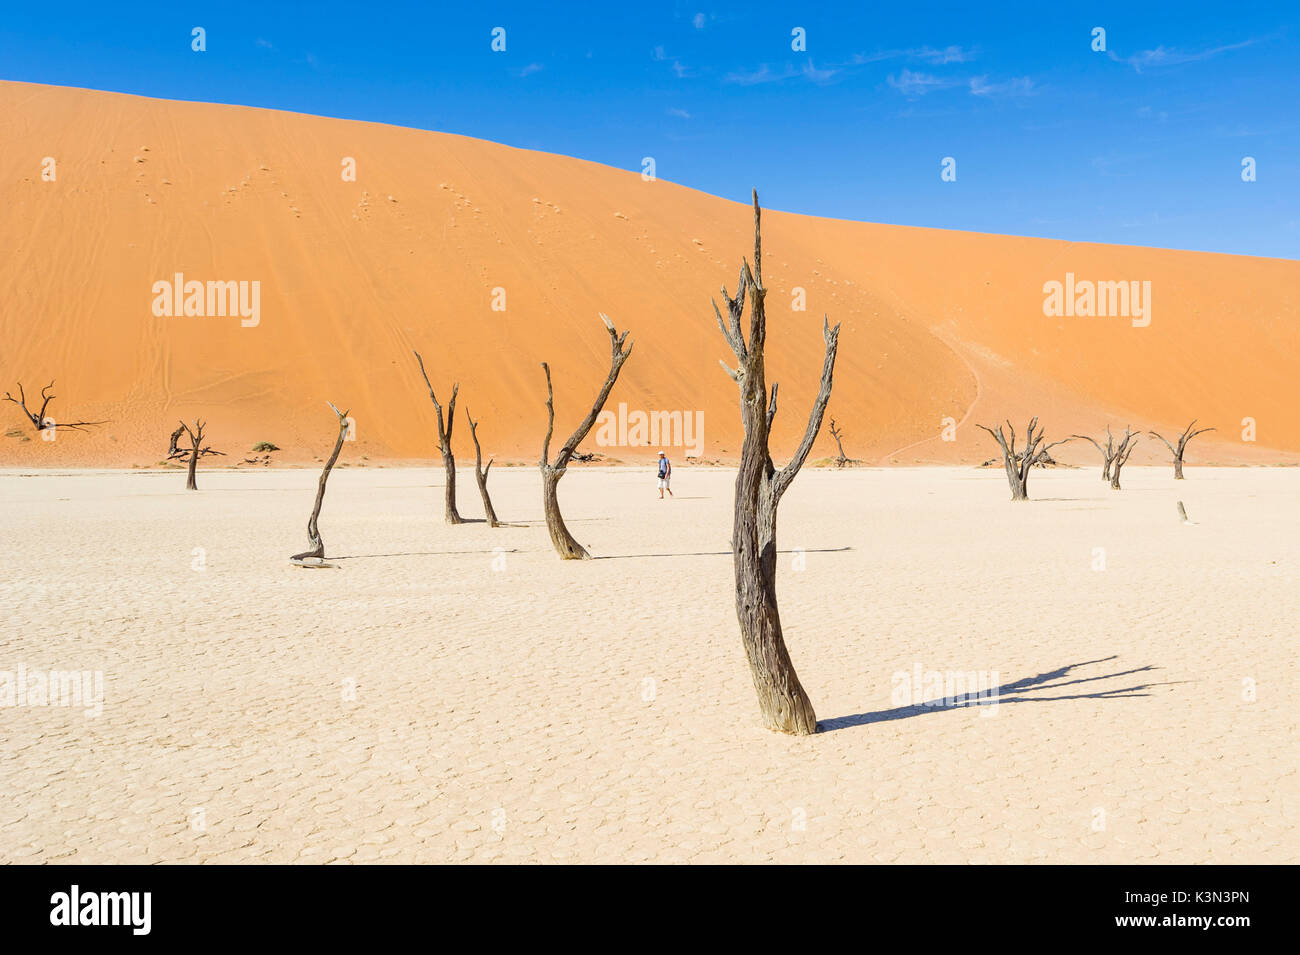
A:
2;80;1297;468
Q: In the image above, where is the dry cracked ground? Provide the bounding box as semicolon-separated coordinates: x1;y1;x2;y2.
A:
1;465;1296;863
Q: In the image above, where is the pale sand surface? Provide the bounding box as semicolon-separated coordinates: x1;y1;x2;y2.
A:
0;465;1295;864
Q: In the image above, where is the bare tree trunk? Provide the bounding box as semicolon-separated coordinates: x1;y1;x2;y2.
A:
291;402;350;563
1007;459;1028;500
539;315;634;560
1072;429;1116;481
540;467;586;557
713;190;839;736
413;352;463;524
980;419;1069;502
1109;428;1139;490
1151;421;1214;481
167;420;224;491
465;407;499;527
441;450;460;523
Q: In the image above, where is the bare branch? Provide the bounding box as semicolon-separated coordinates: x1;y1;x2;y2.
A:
548;315;634;469
1039;436;1074;459
1149;430;1178;456
37;382;55;425
446;383;458;443
773;316;841;501
538;315;634;559
540;361;555;466
464;403;500;527
413;352;463;523
4;379;105;432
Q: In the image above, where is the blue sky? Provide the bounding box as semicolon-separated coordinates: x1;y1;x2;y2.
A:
3;1;1297;257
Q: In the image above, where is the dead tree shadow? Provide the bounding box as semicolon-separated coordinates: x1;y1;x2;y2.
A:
510;517;612;526
595;546;852;561
430;517;528;528
333;548;521;560
818;656;1182;733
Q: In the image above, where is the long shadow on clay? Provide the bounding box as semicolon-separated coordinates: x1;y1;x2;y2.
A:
332;548;521;560
594;546;852;561
819;656;1184;733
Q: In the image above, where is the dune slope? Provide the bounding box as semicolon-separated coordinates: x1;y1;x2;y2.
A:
1;81;1297;467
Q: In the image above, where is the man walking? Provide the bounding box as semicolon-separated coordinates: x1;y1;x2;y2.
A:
657;450;673;499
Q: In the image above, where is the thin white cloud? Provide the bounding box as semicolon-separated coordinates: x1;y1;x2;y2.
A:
802;60;838;83
916;45;974;64
969;75;1035;97
693;12;706;30
667;107;691;119
517;62;543;78
723;63;797;85
886;69;958;96
724;44;976;86
851;45;975;65
1109;37;1259;73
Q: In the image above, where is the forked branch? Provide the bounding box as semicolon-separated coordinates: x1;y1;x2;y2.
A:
413;351;463;523
1150;419;1214;479
3;380;105;432
539;313;634;559
465;405;500;527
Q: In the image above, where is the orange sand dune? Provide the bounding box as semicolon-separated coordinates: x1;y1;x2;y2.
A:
2;80;1297;468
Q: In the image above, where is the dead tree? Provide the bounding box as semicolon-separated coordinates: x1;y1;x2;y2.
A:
166;420;225;490
828;418;861;467
1150;420;1214;480
1109;427;1140;490
3;380;104;432
713;190;840;736
290;402;350;566
1071;425;1122;481
413;352;463;525
464;406;500;527
976;418;1071;501
539;314;633;559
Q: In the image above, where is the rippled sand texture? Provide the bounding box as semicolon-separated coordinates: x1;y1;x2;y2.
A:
3;79;1299;469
